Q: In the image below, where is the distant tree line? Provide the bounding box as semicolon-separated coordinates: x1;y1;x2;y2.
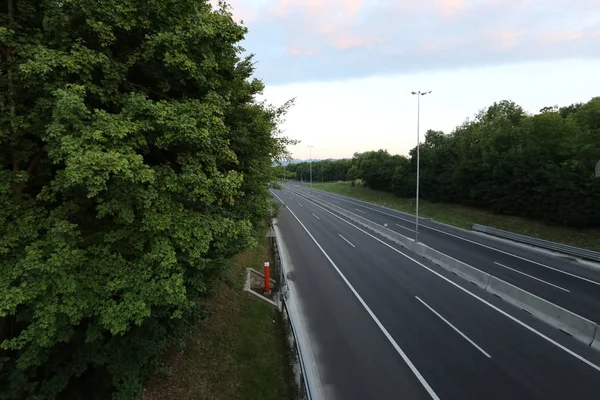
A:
285;158;352;182
287;98;600;228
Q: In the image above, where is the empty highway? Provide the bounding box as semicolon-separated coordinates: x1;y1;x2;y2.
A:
287;183;600;324
272;186;600;400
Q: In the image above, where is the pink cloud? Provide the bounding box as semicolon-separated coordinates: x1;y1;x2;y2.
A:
330;36;381;50
345;0;362;17
319;25;335;34
485;29;525;49
270;0;362;18
541;30;583;43
272;0;326;17
436;0;466;14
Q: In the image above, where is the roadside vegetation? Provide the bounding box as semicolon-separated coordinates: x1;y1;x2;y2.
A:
284;98;600;230
1;1;294;399
311;181;600;252
281;99;600;250
141;230;296;400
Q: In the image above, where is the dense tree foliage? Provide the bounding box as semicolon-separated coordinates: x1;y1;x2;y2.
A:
290;98;600;228
0;1;292;398
285;158;352;182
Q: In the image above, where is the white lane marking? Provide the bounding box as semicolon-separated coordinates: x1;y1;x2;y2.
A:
300;189;600;287
312;213;320;220
331;200;340;204
297;195;600;373
422;225;600;286
354;208;367;214
415;296;492;358
298;203;304;207
396;223;416;233
494;262;570;293
339;234;356;248
270;190;440;400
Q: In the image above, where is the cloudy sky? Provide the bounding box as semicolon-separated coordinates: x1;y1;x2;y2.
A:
218;0;600;160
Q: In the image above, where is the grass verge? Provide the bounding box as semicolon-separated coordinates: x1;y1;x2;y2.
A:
310;181;600;252
141;231;295;400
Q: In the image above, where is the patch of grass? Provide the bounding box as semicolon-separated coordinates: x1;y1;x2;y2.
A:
311;181;600;252
141;232;295;400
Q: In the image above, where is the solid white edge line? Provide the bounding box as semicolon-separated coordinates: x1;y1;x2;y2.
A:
415;296;492;358
273;223;325;400
292;192;600;373
271;190;440;400
312;213;320;220
338;234;356;248
494;262;571;293
295;186;600;286
396;223;416;233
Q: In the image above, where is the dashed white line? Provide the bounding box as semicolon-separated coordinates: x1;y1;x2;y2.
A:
338;234;356;248
312;213;320;220
396;223;416;233
292;193;600;372
416;296;492;358
421;225;600;286
494;262;571;293
298;203;304;207
302;189;600;287
270;190;440;399
354;208;367;214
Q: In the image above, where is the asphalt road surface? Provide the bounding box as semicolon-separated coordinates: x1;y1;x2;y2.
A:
271;186;600;400
287;183;600;324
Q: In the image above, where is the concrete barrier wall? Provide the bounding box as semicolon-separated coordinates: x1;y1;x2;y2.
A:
291;189;600;352
415;243;491;289
591;329;600;352
485;276;598;345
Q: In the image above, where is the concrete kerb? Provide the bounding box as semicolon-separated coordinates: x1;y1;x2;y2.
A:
289;188;600;351
485;276;598;345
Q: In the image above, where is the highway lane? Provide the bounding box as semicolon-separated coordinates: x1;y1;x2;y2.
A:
274;195;433;400
273;188;600;400
286;183;600;323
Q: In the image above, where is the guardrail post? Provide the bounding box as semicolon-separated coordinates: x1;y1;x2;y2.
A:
264;262;271;294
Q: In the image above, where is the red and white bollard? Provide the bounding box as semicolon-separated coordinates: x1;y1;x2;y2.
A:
264;262;271;295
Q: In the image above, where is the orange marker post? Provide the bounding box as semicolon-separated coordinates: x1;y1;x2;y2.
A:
264;262;271;294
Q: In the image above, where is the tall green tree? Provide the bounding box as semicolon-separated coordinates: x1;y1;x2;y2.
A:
348;98;600;228
0;1;293;398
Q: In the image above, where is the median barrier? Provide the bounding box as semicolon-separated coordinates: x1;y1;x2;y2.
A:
485;276;598;345
288;188;600;352
591;327;600;352
414;243;491;289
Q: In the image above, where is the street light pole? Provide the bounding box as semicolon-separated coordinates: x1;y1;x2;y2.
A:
411;90;431;242
308;146;314;187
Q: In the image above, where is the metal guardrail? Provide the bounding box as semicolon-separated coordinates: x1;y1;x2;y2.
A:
271;222;314;400
472;224;600;262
